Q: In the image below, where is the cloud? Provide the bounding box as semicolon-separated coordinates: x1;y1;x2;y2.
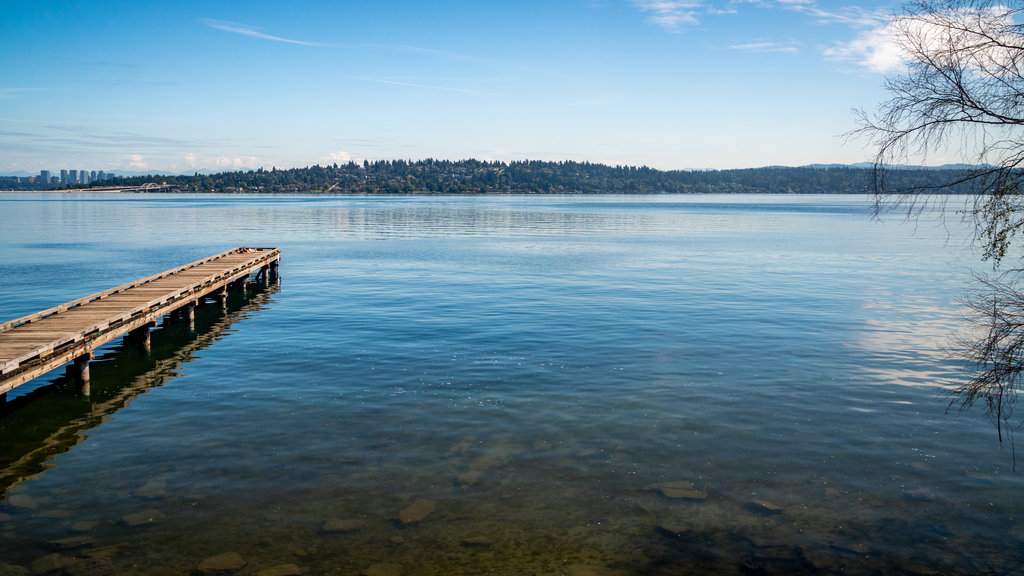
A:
628;0;885;34
824;4;1019;74
360;77;491;95
744;0;886;28
128;154;149;170
201;18;543;73
183;152;262;171
324;150;356;164
201;18;336;47
824;25;903;73
0;87;64;98
728;40;800;54
630;1;706;30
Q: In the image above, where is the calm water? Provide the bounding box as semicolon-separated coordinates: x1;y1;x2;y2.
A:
0;193;1021;575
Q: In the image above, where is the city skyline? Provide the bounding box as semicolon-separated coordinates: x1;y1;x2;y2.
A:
2;1;935;173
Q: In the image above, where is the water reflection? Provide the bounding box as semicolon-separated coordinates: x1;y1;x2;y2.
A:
0;281;279;498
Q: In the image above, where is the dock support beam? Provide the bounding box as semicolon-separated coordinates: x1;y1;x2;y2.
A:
69;352;94;396
184;302;196;332
211;287;227;312
126;322;156;355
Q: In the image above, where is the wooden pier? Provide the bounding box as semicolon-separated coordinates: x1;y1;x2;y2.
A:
0;247;280;397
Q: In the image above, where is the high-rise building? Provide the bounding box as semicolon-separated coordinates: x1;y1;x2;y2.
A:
97;170;106;181
68;170;78;185
79;170;88;185
60;169;68;185
39;170;50;185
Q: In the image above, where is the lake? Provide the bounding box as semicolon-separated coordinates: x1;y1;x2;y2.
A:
0;193;1020;575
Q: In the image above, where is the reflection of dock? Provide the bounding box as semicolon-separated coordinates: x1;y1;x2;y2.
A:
0;280;280;498
0;247;280;397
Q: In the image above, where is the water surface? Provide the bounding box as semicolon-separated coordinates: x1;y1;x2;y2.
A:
0;194;1019;575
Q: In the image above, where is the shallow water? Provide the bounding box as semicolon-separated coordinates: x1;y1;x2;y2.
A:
0;193;1021;575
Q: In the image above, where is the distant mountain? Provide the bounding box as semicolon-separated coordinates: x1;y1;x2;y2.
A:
802;162;986;171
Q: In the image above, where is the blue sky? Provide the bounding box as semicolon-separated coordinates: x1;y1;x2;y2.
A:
1;0;912;173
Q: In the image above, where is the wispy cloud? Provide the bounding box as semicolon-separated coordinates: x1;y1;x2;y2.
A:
728;40;801;54
0;87;64;98
360;78;491;95
201;18;337;47
628;0;886;33
630;1;707;30
201;18;546;76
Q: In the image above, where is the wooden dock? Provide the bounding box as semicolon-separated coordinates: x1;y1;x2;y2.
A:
0;247;280;397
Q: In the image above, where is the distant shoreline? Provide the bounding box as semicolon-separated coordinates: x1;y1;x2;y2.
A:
0;187;135;194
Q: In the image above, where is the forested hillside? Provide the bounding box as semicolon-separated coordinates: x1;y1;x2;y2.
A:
23;159;978;194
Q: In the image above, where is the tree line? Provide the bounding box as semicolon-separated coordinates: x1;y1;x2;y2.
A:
55;159;975;195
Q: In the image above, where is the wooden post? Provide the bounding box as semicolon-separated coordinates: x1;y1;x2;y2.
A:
213;287;227;312
259;265;270;287
70;352;93;396
184;301;196;332
126;322;155;355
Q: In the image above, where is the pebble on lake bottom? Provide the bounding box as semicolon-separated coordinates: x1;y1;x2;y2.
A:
361;562;403;576
398;499;436;525
460;536;492;547
655;481;707;501
198;552;245;573
70;521;98;533
743;500;783;516
321;518;366;534
121;509;166;527
254;563;303;576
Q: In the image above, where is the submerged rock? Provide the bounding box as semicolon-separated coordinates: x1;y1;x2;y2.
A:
901;489;935;502
121;509;165;527
658;481;707;501
444;438;475;457
321;518;366;534
6;495;37;510
398;499;436;525
0;565;28;576
198;552;245;573
134;478;167;498
457;450;512;486
46;536;93;551
70;521;98;533
361;563;402;576
457;469;485;487
743;500;783;516
81;544;127;559
28;554;67;575
255;563;303;576
460;536;492;547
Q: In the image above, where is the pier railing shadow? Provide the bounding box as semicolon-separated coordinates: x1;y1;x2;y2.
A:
0;277;280;499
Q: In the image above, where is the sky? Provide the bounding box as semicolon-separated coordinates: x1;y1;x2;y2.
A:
0;0;918;174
